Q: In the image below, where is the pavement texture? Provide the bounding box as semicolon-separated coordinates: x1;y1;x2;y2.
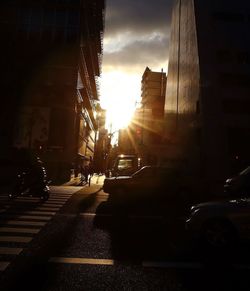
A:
62;173;105;187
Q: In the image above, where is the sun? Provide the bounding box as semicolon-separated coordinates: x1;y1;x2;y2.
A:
100;71;141;132
106;102;134;131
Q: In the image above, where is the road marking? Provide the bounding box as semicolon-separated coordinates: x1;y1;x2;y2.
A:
0;262;10;271
47;199;68;202
49;198;70;201
42;206;63;209
80;213;113;218
16;197;40;201
7;215;51;221
0;247;23;255
80;213;96;217
0;227;40;234
37;255;250;271
43;203;65;207
39;204;63;207
0;220;46;226
22;211;56;215
50;194;73;197
50;186;83;194
49;257;114;266
80;213;163;220
35;207;60;211
0;236;32;243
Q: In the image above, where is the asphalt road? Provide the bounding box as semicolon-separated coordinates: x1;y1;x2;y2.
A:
0;177;250;290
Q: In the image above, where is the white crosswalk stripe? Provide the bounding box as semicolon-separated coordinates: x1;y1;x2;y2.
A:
1;215;52;221
35;207;60;211
0;236;33;243
0;227;40;234
1;220;46;227
0;247;23;255
0;185;81;271
20;211;56;215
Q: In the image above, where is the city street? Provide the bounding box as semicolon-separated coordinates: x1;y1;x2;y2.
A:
0;175;249;290
1;0;250;290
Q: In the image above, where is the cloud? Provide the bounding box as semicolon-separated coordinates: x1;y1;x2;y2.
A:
103;32;169;72
105;0;174;37
100;0;174;121
102;0;174;73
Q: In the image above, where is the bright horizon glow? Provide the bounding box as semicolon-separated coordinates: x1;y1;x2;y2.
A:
100;71;141;132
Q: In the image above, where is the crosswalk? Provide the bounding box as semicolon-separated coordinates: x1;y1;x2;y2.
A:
0;186;82;271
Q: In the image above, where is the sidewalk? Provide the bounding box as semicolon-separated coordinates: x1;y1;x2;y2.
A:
62;173;105;187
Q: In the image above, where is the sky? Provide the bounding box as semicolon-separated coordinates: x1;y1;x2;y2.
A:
100;0;174;131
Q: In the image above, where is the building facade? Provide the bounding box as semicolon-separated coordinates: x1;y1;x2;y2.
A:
0;0;105;182
118;67;167;165
140;67;167;164
165;0;250;192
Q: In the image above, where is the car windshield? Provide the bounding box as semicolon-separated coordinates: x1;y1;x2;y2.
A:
117;159;133;170
132;166;153;177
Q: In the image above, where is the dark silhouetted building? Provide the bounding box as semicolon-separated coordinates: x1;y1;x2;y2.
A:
165;0;250;192
0;0;105;182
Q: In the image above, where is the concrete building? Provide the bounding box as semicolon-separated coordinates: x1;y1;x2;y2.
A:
0;0;105;182
118;67;167;165
139;67;167;164
165;0;250;192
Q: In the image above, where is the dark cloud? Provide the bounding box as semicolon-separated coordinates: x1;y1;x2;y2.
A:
102;0;174;74
105;0;174;37
103;34;169;71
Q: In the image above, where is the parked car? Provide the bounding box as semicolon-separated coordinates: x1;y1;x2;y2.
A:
103;166;195;210
106;154;141;177
224;166;250;197
186;198;250;248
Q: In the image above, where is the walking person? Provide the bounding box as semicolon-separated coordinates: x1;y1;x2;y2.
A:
88;163;94;186
83;165;89;185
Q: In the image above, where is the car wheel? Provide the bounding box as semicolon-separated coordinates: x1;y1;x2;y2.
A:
201;219;238;248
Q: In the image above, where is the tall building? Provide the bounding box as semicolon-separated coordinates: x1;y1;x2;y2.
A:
118;67;167;165
0;0;105;182
165;0;250;192
140;67;167;164
141;67;166;119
